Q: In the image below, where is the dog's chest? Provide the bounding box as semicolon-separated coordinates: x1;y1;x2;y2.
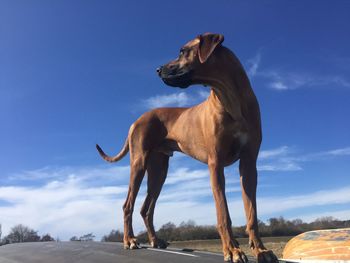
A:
234;131;248;146
173;127;249;166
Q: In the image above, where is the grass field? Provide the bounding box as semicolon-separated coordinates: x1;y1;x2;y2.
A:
169;237;293;258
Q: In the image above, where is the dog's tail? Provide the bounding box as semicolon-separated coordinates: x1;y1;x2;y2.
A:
96;137;129;163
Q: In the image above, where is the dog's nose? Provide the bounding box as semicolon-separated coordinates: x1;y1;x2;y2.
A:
156;66;162;76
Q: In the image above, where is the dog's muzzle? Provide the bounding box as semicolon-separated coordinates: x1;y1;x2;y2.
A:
157;66;192;89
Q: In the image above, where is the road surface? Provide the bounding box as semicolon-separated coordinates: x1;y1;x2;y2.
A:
0;241;292;263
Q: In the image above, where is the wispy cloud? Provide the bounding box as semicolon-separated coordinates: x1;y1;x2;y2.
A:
143;92;192;108
258;145;350;172
293;209;350;223
325;147;350;157
258;186;350;215
265;71;350;91
8;165;130;184
1;145;349;240
2;149;350;241
258;146;302;172
259;146;290;160
258;162;302;172
161;168;240;202
0;174;128;241
165;167;208;185
246;52;261;77
0;164;238;240
269;80;289;91
141;90;209;109
290;146;350;162
246;52;350;91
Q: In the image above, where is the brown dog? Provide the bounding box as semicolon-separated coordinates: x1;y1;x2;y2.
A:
96;33;278;263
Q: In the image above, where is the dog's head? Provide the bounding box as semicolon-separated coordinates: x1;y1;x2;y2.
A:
157;33;224;88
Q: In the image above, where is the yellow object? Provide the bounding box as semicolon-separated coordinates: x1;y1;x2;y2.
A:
283;228;350;261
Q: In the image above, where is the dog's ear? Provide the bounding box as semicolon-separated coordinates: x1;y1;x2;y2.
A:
198;33;224;64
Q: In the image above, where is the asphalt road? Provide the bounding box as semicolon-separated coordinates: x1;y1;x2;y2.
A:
0;242;292;263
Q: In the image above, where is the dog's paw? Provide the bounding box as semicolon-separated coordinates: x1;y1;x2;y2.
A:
123;237;140;250
224;247;249;263
151;238;169;249
257;250;279;263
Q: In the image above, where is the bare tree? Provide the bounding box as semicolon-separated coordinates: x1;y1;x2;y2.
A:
101;230;123;242
41;234;55;242
4;224;40;243
80;233;95;242
70;236;80;241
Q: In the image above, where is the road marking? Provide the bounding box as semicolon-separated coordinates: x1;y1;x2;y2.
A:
283;260;350;263
193;250;222;256
146;248;199;257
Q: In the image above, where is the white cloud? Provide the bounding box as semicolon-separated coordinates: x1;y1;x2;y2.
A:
246;52;350;91
1;145;349;241
155;184;350;228
0;164;241;240
0;157;247;239
269;81;289;91
258;162;302;172
258;146;302;172
292;209;350;223
325;147;350;156
143;92;191;108
246;52;261;77
258;186;350;215
284;146;350;163
257;145;350;172
0;175;128;241
9;165;130;183
264;71;350;91
259;146;290;160
197;90;210;99
165;167;208;185
161;178;240;203
141;90;210;109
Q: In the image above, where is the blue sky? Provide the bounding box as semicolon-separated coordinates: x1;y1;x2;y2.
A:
1;1;350;240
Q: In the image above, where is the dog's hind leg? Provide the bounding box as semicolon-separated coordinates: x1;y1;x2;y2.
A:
122;153;147;250
122;111;168;249
140;151;169;248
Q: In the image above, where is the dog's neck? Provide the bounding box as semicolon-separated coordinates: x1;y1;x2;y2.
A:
204;47;254;122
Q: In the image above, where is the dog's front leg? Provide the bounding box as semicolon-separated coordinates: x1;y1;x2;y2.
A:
239;155;278;263
208;158;248;263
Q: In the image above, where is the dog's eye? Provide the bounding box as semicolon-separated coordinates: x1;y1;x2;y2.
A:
179;49;186;56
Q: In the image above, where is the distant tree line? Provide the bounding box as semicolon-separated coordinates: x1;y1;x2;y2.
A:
257;216;350;237
70;233;95;242
2;216;348;245
102;216;350;242
101;230;124;242
0;224;96;246
1;224;55;245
